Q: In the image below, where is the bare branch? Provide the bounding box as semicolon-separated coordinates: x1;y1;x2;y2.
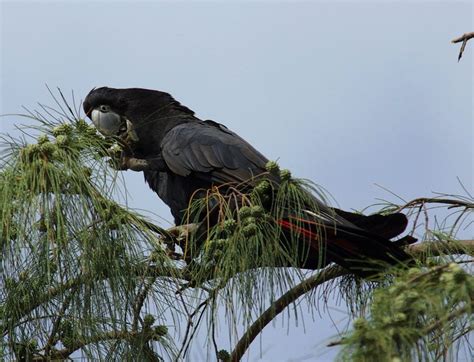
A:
451;32;474;61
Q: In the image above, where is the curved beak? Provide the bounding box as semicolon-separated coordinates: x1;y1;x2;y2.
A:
91;109;123;136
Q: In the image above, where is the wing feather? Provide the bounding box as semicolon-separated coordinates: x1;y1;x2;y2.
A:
161;121;268;184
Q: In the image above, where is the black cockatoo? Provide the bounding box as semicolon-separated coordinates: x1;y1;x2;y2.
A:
83;87;415;275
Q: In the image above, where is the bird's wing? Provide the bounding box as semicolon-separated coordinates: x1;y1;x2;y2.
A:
159;120;413;275
160;120;269;184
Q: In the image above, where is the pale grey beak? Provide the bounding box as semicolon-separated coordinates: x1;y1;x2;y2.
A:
91;109;123;136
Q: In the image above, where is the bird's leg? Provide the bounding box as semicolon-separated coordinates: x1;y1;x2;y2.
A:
120;154;169;172
167;223;199;241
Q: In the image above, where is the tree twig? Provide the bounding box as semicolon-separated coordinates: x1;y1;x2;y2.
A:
396;197;474;212
452;32;474;61
132;276;158;332
229;265;348;362
49;328;163;360
43;289;75;355
1;264;187;336
406;239;474;258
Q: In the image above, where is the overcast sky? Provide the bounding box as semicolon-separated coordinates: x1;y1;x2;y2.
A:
1;1;472;361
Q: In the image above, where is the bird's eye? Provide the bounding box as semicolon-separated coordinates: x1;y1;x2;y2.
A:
99;105;110;112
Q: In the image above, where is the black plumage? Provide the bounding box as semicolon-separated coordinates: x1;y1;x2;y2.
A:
84;87;415;275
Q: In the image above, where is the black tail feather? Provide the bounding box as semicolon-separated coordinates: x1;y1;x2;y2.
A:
279;211;416;277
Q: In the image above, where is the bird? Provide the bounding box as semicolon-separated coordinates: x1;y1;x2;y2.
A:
83;87;416;276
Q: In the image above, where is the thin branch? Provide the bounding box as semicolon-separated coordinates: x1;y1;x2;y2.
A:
406;239;474;257
2;264;187;336
452;32;474;61
132;276;158;332
230;265;348;362
49;328;162;360
230;240;474;361
425;304;471;335
43;289;75;355
177;297;213;360
396;198;474;212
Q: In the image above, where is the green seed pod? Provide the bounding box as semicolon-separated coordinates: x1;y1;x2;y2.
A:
4;277;16;290
76;118;89;131
381;316;391;325
223;219;237;232
143;314;156;327
242;223;258;237
404;290;418;301
25;143;40;155
392;312;406;323
55;134;68;146
62;337;74;349
87;125;98;136
238;206;252;219
440;272;454;284
265;161;280;174
208;238;227;252
27;339;38;350
52;123;73;137
37;134;49;145
250;205;264;218
393;295;406;310
215;238;228;248
213;249;224;258
353;318;367;330
154;325;168;337
39;141;57;156
254;180;272;196
453;269;467;284
52;149;65;161
243;216;256;226
217;349;230;361
280;169;292;181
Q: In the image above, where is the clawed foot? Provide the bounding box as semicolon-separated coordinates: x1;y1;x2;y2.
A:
108;155;151;171
167;223;199;241
120;156;151;171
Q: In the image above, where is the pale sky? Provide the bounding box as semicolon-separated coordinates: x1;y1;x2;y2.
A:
1;1;472;361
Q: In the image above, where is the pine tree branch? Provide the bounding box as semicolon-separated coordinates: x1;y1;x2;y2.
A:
48;328;163;360
396;197;474;211
1;264;187;336
43;289;75;356
407;239;474;257
132;276;158;332
230;240;474;361
425;304;471;335
229;265;348;362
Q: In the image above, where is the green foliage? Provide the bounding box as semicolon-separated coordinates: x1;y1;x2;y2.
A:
0;108;179;360
179;168;335;328
218;349;231;361
1;94;472;361
337;262;473;361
